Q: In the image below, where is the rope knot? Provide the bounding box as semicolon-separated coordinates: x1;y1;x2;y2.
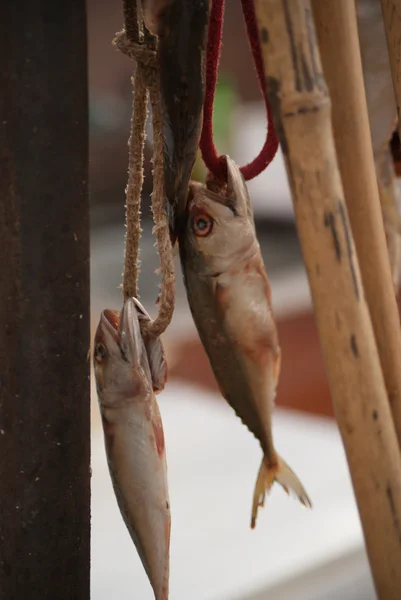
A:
114;30;157;69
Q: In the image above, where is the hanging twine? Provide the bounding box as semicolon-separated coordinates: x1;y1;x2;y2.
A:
114;9;175;337
147;78;176;337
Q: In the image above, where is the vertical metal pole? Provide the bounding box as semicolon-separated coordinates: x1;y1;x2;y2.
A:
0;2;90;598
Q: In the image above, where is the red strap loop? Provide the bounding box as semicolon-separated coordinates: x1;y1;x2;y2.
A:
199;0;279;182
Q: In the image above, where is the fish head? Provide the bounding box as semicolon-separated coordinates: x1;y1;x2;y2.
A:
130;298;168;394
93;298;152;405
182;156;256;276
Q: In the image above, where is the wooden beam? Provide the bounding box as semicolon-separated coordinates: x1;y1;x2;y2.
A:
0;1;90;597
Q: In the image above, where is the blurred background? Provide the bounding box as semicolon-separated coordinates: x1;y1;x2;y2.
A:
89;2;400;598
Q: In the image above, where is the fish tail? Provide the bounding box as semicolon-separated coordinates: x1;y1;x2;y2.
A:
251;454;312;529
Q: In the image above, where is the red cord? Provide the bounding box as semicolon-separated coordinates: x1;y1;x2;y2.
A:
199;0;226;180
240;0;279;180
199;0;279;183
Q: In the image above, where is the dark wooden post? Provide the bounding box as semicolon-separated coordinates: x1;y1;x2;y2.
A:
0;2;90;598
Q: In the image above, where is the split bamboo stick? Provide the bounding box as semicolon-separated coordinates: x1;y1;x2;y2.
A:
254;1;401;596
378;140;401;291
357;1;401;293
381;0;401;141
311;1;401;449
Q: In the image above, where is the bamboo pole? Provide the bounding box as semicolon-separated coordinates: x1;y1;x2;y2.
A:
254;1;401;596
311;1;401;449
381;0;401;141
0;1;90;597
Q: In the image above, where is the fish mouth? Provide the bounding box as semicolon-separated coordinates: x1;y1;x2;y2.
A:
99;309;120;343
103;309;120;332
99;302;142;365
118;297;142;366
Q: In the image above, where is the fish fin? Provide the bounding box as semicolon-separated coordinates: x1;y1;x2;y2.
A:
130;297;168;392
251;454;312;529
142;330;167;394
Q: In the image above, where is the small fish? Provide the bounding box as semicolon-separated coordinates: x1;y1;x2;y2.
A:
178;156;312;528
93;297;170;600
141;0;209;238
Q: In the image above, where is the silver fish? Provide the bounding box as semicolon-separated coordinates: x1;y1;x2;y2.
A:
94;297;170;599
178;156;312;528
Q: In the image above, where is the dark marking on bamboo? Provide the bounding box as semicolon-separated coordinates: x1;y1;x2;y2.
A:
386;485;401;548
324;211;341;262
350;334;359;358
344;422;354;435
266;77;289;156
373;410;378;421
260;27;268;44
282;0;302;91
284;105;323;117
338;201;360;300
300;52;314;92
305;7;318;76
304;7;327;94
282;1;326;96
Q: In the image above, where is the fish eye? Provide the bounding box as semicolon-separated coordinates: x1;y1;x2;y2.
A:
192;213;213;237
95;342;106;363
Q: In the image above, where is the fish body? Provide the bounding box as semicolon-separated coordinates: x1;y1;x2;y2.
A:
141;0;209;237
94;297;170;600
178;156;311;527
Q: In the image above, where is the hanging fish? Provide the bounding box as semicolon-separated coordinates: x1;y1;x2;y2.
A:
178;156;312;528
93;297;170;600
141;0;209;238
